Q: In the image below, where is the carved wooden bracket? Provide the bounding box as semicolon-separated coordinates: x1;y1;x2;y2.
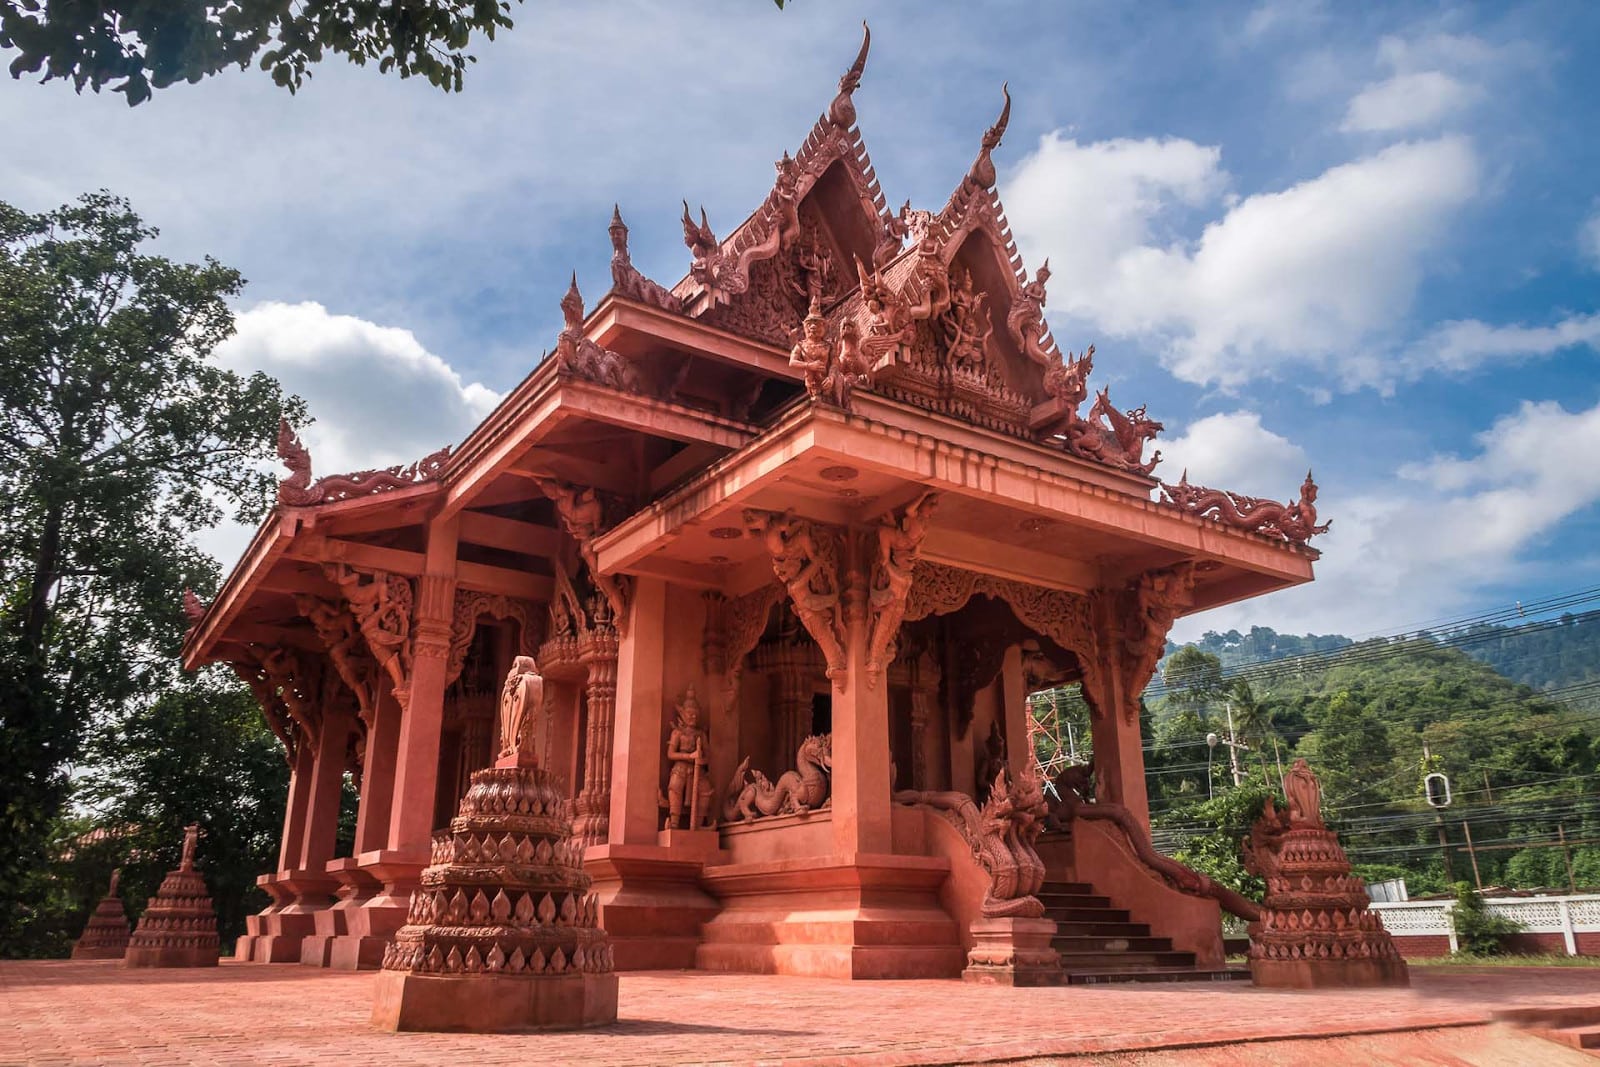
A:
1111;561;1196;726
865;491;939;684
532;476;632;637
229;655;298;765
742;509;848;686
324;562;416;706
703;584;784;702
295;594;383;728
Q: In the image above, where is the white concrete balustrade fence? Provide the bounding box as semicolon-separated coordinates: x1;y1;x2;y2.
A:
1370;894;1600;955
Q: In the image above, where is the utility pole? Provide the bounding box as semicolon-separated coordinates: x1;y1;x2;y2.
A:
1224;701;1245;787
1482;768;1493;803
1461;820;1482;890
1423;746;1455;882
1560;825;1577;894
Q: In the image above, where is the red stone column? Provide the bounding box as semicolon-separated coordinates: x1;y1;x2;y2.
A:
298;709;353;871
1001;645;1031;783
1088;596;1151;829
573;628;619;848
607;576;666;847
354;689;402;854
322;688;400;968
277;742;316;872
832;542;893;855
386;572;456;854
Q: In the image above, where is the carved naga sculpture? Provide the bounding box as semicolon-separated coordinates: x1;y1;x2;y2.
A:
721;733;833;823
1063;388;1163;476
895;763;1049;918
554;275;643;394
608;205;681;312
274;417;450;506
1160;470;1331;545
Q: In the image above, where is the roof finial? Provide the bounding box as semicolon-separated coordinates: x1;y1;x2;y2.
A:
561;272;584;330
967;83;1012;190
829;21;871;128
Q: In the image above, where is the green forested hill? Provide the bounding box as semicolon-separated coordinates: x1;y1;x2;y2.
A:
1034;617;1600;898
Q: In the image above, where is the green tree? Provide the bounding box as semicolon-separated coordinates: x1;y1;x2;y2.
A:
1161;646;1223;719
0;192;297;954
2;1;524;105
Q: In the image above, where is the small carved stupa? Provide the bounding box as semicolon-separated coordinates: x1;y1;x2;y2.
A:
71;868;131;960
124;825;220;968
1242;760;1408;988
370;658;617;1032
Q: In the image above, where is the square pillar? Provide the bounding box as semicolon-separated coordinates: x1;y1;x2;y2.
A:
1001;645;1031;782
354;689;402;854
277;743;316;872
298;709;353;871
832;548;893;856
609;576;668;846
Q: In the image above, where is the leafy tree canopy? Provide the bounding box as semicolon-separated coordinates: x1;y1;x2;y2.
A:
2;0;522;105
0;190;299;953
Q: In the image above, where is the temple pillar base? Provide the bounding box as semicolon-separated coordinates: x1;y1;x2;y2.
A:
235;875;291;962
248;869;337;963
302;859;380;966
1250;957;1410;989
370;970;619;1033
587;843;721;971
696;853;963;980
329;850;423;971
962;917;1064;986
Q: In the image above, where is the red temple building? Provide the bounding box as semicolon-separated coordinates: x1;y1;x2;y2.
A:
184;28;1327;983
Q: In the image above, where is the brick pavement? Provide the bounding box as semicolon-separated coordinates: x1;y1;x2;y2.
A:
5;961;1600;1066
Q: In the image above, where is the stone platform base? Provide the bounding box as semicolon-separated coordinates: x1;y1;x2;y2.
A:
124;946;219;968
589;843;721;971
696;853;964;979
1250;957;1410;988
70;945;127;960
370;970;619;1032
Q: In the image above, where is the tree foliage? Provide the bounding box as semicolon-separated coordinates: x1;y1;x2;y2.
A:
1;0;521;105
0;191;298;954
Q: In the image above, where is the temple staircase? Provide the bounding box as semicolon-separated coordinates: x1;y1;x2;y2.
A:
1038;878;1247;985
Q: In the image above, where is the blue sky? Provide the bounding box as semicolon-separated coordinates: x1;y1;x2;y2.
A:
3;0;1597;640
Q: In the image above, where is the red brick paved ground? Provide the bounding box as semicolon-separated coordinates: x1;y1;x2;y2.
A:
4;961;1600;1066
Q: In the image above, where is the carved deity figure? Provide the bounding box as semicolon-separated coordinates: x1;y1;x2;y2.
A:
942;269;993;373
904;236;952;323
498;656;544;764
180;823;201;871
855;257;913;367
866;491;939;676
788;299;833;400
825;319;870;409
663;689;714;830
743;509;844;673
181;588;206;627
1283;758;1325;829
326;563;412;691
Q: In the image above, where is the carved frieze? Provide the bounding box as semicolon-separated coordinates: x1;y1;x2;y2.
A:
447;590;541;688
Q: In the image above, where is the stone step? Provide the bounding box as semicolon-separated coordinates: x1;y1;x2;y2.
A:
1042;907;1132;924
1056;950;1196;970
1051;920;1152;938
1496;1005;1600;1031
1051;935;1174;954
1037;881;1096;895
1067;967;1251;986
1036;892;1112;908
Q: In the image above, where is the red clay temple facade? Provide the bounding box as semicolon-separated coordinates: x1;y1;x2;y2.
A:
184;29;1323;982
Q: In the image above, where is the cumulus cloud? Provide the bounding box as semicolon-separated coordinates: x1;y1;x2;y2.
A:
1402;313;1600;376
1340;70;1479;133
195;302;503;569
1175;399;1600;639
1005;135;1480;389
1157;412;1310;499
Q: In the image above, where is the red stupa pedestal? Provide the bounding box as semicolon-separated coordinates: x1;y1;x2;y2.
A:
1248;825;1409;989
124;828;220;968
71;874;130;960
370;753;618;1032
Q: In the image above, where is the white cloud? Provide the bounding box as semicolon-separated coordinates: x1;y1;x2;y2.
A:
1581;207;1600;270
196;301;502;569
1158;412;1310;499
1403;313;1600;376
1174;399;1600;639
1005;135;1479;390
1340;70;1479;133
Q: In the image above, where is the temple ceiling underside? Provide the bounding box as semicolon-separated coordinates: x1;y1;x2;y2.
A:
184;22;1324;685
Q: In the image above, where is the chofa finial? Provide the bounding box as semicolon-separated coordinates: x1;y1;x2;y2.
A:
967;83;1012;189
829;21;871;127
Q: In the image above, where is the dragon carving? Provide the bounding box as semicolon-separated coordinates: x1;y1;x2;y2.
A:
274;417;449;507
895;763;1049;918
1159;470;1330;545
554;275;643;394
721;733;833;823
1062;388;1163;476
